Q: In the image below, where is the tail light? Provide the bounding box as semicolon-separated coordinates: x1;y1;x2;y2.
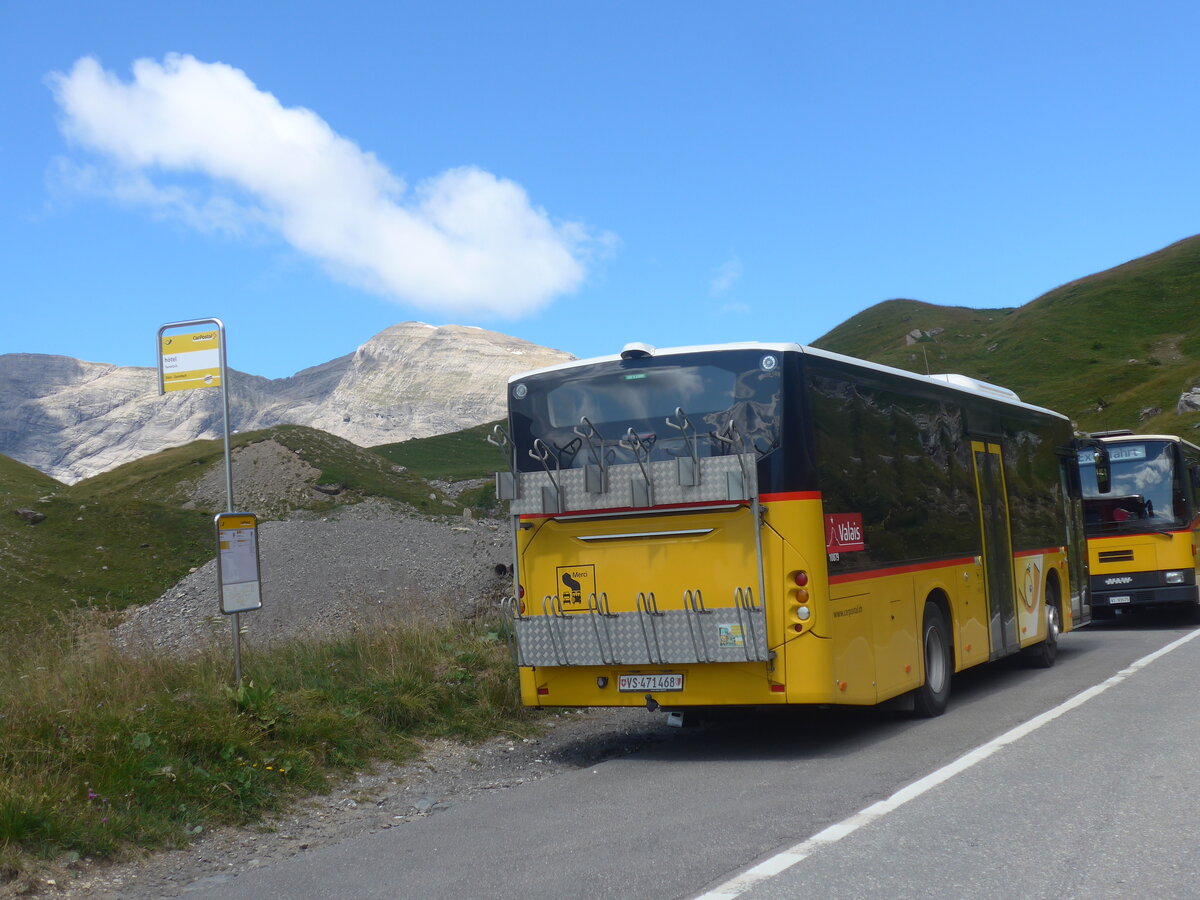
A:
789;570;811;629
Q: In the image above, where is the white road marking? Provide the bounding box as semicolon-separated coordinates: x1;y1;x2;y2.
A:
693;628;1200;899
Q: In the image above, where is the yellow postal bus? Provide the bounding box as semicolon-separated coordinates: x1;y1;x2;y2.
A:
494;342;1087;717
1079;431;1200;619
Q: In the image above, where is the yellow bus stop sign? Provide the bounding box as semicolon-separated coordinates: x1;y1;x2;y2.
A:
215;512;262;614
160;330;221;392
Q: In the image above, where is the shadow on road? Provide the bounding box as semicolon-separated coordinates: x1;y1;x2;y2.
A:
534;611;1200;772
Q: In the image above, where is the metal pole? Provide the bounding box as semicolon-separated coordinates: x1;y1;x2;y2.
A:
214;321;243;685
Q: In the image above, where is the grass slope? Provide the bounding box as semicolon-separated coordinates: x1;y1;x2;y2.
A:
0;454;212;631
372;420;509;481
813;235;1200;435
0;616;527;883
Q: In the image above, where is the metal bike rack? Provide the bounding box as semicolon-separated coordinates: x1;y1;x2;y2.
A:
574;417;610;495
666;407;701;487
683;589;714;662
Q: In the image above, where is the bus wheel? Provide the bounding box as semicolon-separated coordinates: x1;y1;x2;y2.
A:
913;602;951;718
1024;588;1061;669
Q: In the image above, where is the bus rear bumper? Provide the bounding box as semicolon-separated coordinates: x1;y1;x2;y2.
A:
1092;584;1200;610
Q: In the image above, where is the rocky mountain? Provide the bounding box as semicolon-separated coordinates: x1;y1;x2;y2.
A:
0;323;572;483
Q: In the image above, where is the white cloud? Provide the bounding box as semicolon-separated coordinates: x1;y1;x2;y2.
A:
48;54;602;316
711;253;742;295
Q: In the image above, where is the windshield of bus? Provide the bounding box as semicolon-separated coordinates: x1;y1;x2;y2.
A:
1078;440;1186;532
508;350;783;472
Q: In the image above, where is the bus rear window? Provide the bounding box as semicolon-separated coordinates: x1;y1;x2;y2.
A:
544;365;742;429
510;353;782;471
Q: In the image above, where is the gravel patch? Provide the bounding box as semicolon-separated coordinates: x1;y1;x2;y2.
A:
181;439;333;520
115;498;514;655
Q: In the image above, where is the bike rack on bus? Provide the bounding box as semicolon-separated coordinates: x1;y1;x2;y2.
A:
541;593;571;665
636;591;665;663
683;589;714;662
508;584;772;668
488;424;519;501
713;420;751;501
666;407;701;487
733;586;764;663
587;591;618;665
621;429;656;508
573;417;610;495
498;411;772;669
529;439;565;514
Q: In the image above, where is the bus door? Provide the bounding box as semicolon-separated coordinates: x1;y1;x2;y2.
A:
971;439;1020;658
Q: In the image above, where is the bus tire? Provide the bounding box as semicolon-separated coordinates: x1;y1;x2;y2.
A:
913;601;951;718
1024;587;1060;669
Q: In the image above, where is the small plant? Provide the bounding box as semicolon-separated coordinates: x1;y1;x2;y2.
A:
224;679;282;732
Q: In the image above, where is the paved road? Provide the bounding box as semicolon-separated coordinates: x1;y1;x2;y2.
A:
185;611;1200;899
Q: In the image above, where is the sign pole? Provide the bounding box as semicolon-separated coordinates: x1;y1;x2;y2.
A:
214;324;241;683
157;318;250;683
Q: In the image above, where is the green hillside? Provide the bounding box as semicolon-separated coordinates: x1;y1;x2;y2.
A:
373;420;508;481
0;424;465;629
0;454;212;629
813;234;1200;434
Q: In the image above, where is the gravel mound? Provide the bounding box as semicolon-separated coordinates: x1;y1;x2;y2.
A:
181;438;334;520
115;433;513;654
115;498;514;654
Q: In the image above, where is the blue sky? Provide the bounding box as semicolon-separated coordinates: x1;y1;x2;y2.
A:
3;1;1199;379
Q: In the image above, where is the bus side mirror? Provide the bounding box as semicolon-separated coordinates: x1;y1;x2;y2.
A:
1094;445;1111;494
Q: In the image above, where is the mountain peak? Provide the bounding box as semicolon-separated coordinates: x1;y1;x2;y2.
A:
0;324;573;483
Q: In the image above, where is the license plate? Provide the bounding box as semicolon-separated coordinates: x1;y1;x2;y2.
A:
1109;596;1131;604
618;673;683;692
